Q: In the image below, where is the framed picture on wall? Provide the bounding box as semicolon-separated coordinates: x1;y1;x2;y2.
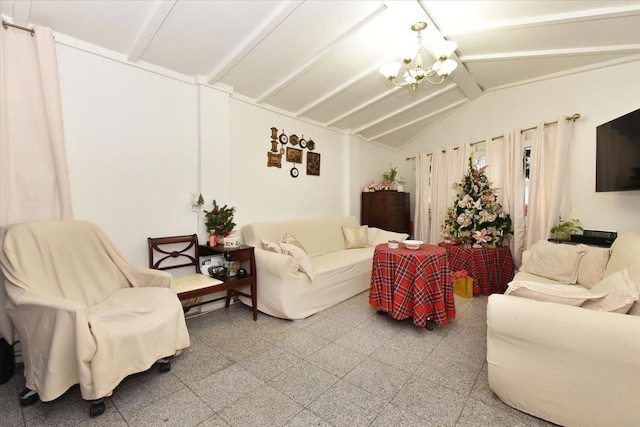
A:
307;152;320;176
286;147;303;164
267;152;282;168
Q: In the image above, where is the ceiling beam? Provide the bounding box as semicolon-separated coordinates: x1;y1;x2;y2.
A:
256;3;387;103
206;1;302;84
441;4;640;37
127;0;177;63
460;44;640;62
353;83;458;134
367;99;468;141
325;85;402;128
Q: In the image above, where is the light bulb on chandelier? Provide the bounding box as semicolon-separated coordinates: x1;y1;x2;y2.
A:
379;21;458;90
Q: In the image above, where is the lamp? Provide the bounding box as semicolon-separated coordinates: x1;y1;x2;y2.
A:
379;21;458;90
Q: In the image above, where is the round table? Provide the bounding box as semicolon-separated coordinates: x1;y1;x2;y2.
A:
369;243;455;327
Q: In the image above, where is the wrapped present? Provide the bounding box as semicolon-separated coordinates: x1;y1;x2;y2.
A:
452;270;473;298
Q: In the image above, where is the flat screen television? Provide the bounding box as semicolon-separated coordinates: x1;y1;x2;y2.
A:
596;108;640;192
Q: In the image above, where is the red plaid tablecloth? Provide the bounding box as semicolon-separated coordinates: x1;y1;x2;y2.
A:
439;244;515;295
369;243;454;327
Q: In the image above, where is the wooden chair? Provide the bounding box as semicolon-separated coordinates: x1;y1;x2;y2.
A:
147;234;229;313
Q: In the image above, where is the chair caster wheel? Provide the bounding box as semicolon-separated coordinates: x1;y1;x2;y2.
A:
19;389;39;407
89;399;105;417
159;361;171;373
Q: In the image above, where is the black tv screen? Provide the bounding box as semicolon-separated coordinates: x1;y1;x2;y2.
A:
596;108;640;192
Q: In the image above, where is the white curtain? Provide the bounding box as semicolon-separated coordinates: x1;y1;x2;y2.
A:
413;153;431;242
486;131;526;265
0;24;73;341
426;144;471;244
525;116;574;248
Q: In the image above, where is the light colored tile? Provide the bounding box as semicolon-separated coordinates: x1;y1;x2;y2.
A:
290;314;325;330
416;352;482;395
202;332;271;362
369;341;429;374
303;317;353;342
0;378;24;427
111;369;186;414
328;302;377;326
274;330;329;359
195;414;232;427
268;361;338;407
120;388;213;427
334;328;386;356
305;343;366;378
25;397;125;427
355;313;403;340
308;380;386;427
457;396;556;427
391;377;467;427
370;403;438;427
218;384;302;427
171;346;233;384
239;345;301;382
285;409;332;427
343;357;410;401
190;365;263;412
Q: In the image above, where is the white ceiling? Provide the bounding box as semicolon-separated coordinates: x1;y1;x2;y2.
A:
2;0;640;150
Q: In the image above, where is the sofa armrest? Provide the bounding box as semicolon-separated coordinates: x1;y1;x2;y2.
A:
254;248;302;279
126;265;173;289
487;294;640;427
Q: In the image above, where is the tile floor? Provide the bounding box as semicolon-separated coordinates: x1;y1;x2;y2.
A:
0;292;556;427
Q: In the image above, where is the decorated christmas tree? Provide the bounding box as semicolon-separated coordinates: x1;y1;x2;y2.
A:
441;155;512;247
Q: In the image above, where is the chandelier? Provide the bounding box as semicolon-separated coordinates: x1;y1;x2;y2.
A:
379;21;458;91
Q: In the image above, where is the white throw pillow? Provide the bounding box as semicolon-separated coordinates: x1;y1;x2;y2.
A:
581;267;639;313
523;240;586;284
505;281;606;306
280;243;315;282
576;244;612;289
342;225;369;249
282;232;307;253
262;237;283;254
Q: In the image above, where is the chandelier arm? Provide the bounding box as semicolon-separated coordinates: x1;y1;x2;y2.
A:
423;74;447;85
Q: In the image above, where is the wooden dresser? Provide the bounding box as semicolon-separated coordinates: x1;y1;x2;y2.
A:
361;191;410;234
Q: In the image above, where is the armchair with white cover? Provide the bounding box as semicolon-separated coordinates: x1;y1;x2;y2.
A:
0;220;190;417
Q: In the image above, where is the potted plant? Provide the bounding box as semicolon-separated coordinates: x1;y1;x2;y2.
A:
550;217;583;241
382;165;398;190
204;200;236;246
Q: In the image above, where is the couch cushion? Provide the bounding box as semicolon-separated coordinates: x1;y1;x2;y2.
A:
243;216;359;256
505;281;606;306
576;244;611;289
581;267;639;313
604;232;640;294
342;225;369;249
523;240;586;284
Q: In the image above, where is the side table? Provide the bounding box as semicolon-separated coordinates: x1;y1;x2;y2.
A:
439;244;515;295
199;244;258;321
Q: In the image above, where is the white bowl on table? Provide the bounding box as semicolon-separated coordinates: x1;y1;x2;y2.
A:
403;240;423;250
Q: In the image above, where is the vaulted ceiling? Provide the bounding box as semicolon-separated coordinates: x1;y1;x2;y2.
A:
2;1;639;150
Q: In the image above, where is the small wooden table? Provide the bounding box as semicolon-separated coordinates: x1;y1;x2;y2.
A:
369;243;455;328
198;244;258;321
439;244;515;295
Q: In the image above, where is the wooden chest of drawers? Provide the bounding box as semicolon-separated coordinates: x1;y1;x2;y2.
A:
361;191;410;234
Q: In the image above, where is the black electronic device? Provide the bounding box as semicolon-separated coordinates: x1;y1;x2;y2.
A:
570;230;617;248
0;338;14;385
596;108;640;192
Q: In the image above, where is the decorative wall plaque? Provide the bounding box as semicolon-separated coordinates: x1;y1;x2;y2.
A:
286;147;303;164
307;152;320;176
267;152;282;168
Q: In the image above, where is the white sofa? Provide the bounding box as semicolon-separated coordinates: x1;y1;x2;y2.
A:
241;216;408;319
487;232;640;427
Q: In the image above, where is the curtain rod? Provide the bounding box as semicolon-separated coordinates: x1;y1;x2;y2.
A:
406;113;581;161
2;20;35;35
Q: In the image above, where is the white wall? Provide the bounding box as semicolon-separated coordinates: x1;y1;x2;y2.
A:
228;99;349;227
399;60;640;234
57;44;198;267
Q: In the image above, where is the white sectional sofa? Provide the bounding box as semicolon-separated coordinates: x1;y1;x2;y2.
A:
487;232;640;427
241;216;408;320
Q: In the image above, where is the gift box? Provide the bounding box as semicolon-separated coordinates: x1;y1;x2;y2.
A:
452;270;473;298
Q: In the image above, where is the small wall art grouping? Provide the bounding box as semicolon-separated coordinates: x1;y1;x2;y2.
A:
266;127;320;178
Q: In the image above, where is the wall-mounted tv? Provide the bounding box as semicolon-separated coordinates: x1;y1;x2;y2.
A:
596;108;640;192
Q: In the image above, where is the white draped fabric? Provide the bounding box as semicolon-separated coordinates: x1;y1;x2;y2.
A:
413;153;431;242
486;131;526;265
525;116;574;249
0;24;73;341
425;144;471;245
